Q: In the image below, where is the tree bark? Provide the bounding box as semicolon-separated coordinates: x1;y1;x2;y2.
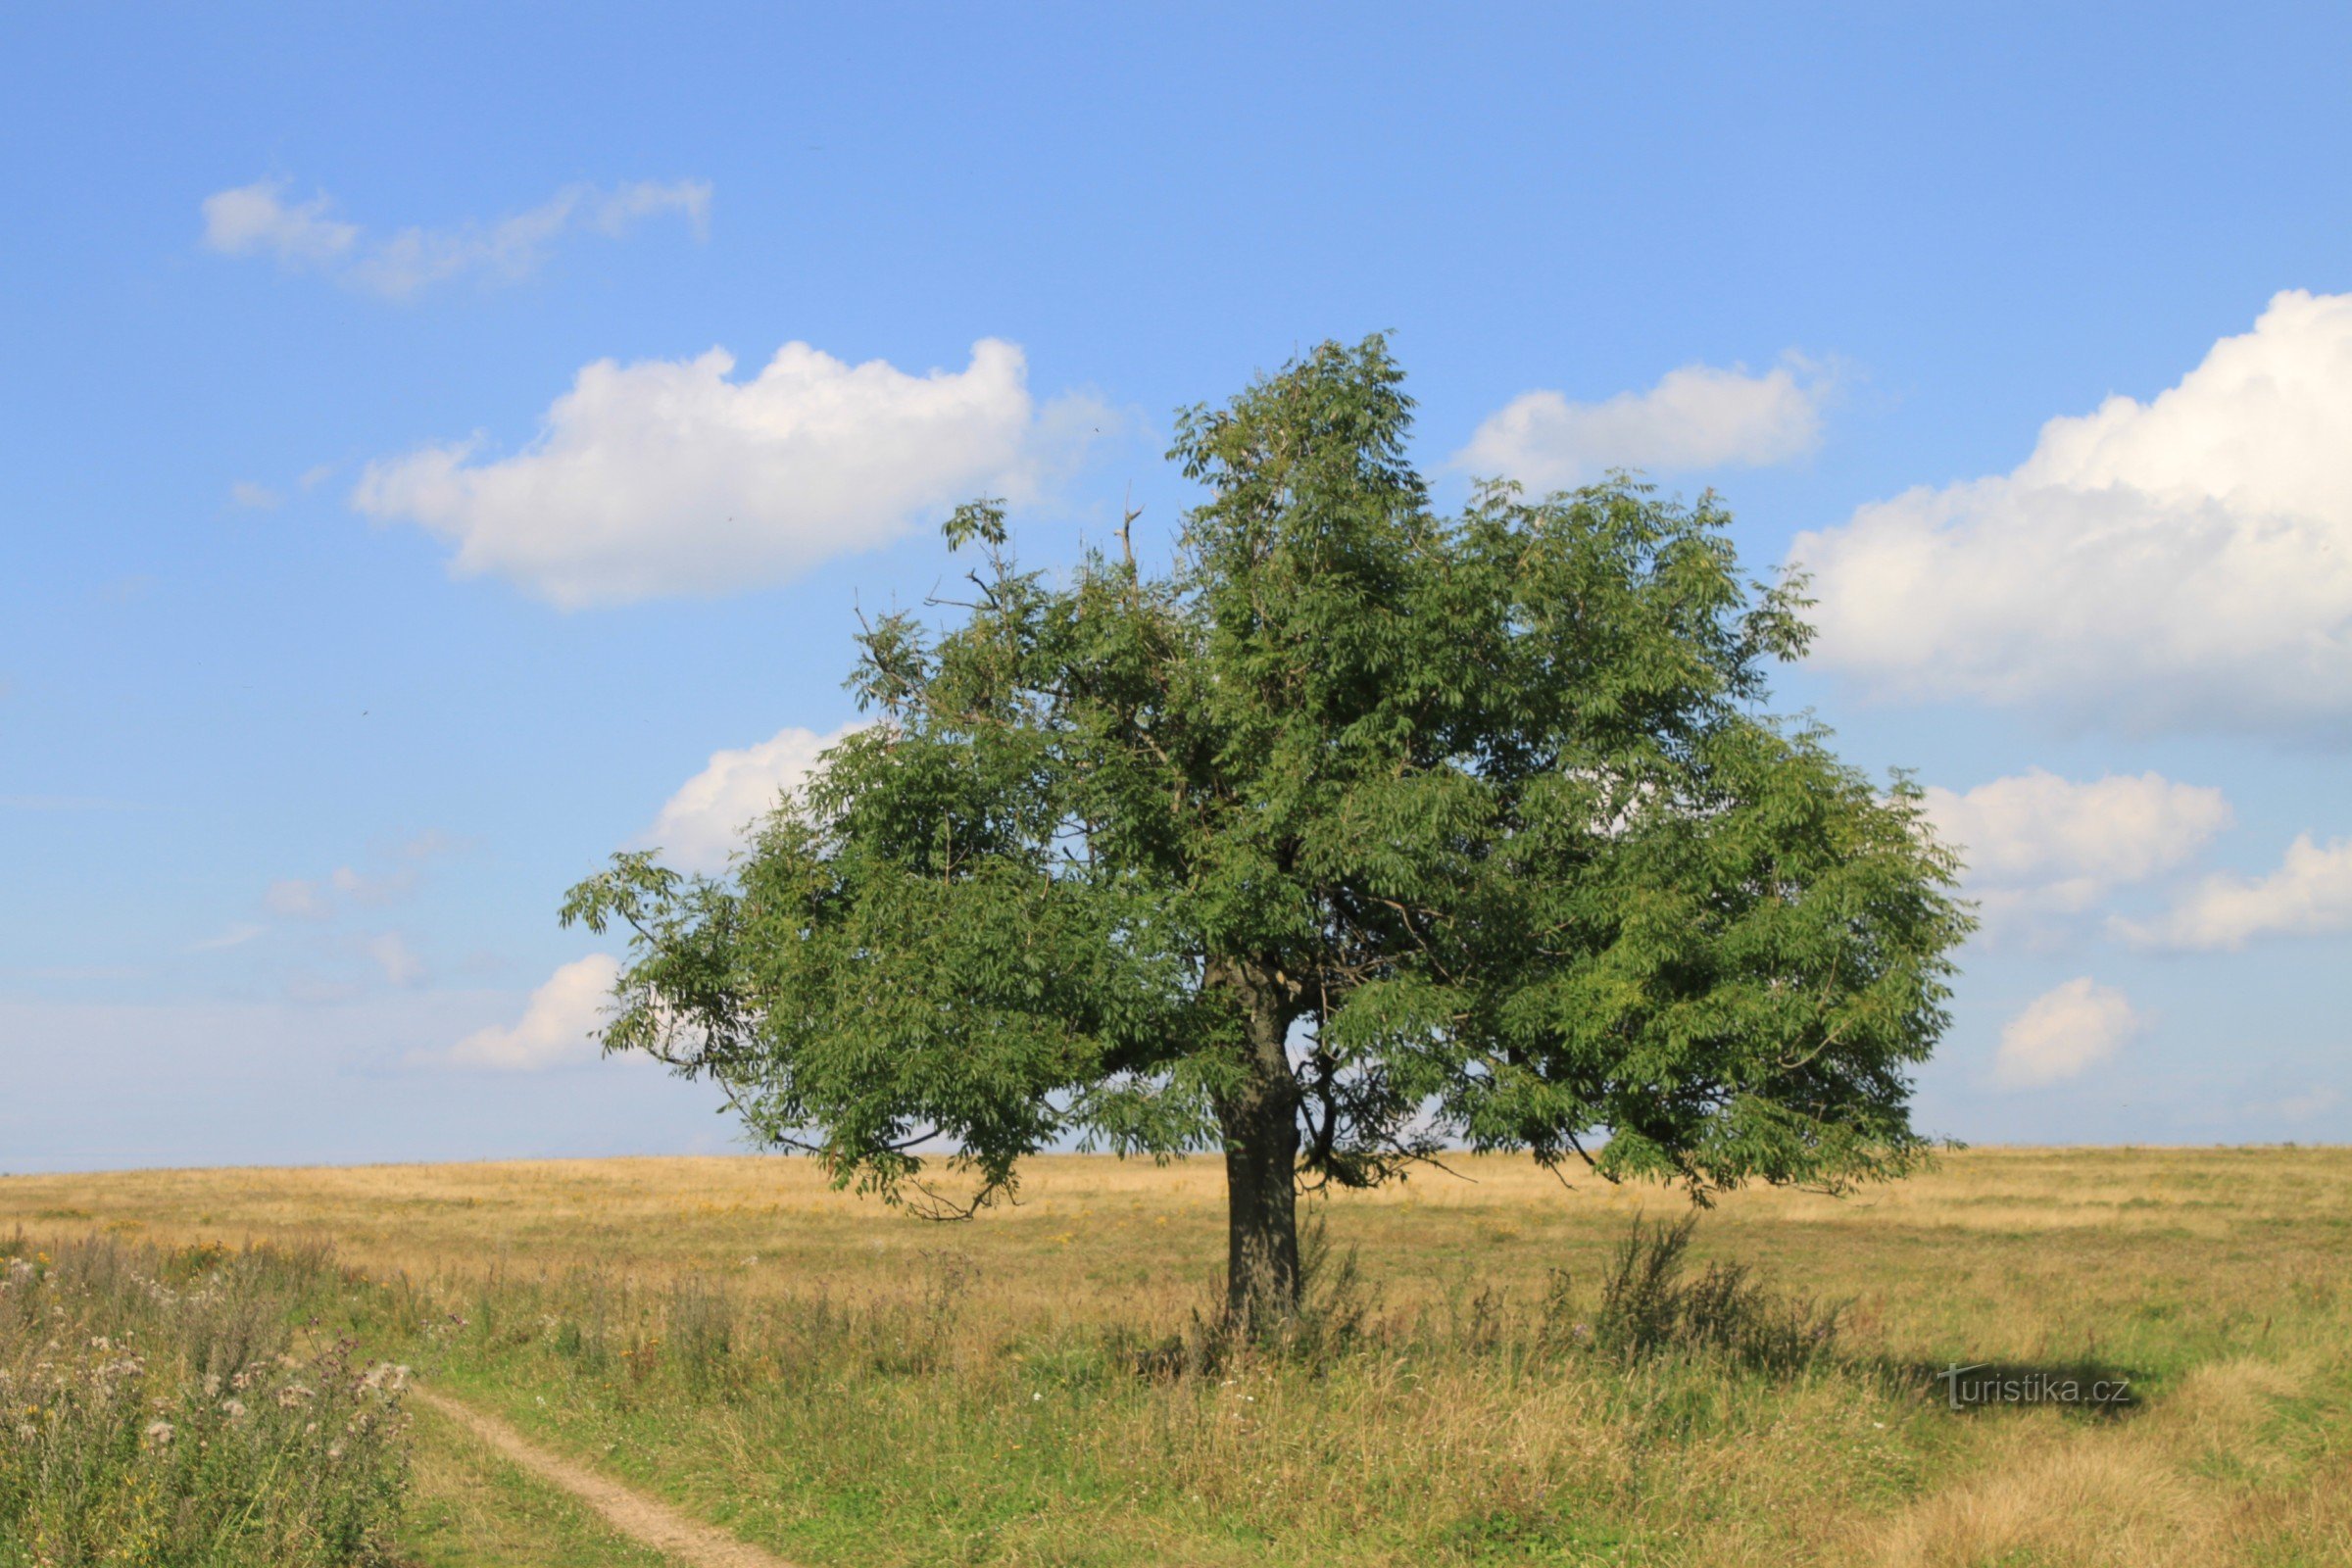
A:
1215;962;1301;1332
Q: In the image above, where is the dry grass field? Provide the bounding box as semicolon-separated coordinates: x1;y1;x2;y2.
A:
5;1147;2347;1566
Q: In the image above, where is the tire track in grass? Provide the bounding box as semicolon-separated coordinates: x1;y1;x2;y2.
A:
412;1387;801;1568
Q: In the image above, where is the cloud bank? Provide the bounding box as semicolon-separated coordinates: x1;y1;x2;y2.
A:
201;177;710;298
1457;358;1828;489
355;338;1102;606
1919;769;2231;931
1794;289;2352;734
2117;835;2352;951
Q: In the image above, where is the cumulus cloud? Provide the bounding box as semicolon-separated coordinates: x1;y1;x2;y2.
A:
1456;358;1829;489
1794;290;2352;734
2115;834;2352;951
1919;769;2231;931
638;722;865;874
445;955;620;1070
200;177;709;298
1993;977;2143;1089
354;338;1103;606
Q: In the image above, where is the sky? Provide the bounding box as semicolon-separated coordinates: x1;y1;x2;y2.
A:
4;3;2348;1172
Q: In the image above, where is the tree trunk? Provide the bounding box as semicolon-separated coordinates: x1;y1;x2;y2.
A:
1216;963;1301;1332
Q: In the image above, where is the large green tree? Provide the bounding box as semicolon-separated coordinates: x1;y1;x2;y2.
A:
563;338;1971;1326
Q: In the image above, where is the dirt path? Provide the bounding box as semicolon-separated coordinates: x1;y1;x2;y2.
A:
412;1386;803;1568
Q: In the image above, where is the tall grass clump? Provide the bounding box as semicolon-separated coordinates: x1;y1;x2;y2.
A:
1575;1212;1843;1372
0;1233;409;1567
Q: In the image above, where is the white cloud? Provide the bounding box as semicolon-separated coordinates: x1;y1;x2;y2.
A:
1993;977;2143;1089
228;480;282;511
189;923;265;953
1794;289;2352;733
0;989;723;1171
348;179;710;298
639;722;865;874
2116;834;2352;952
392;828;472;863
264;878;329;920
367;933;427;988
2242;1087;2341;1125
259;850;435;928
329;864;416;905
445;955;620;1071
354;338;1102;606
201;180;359;265
1919;769;2231;927
1456;358;1829;489
200;177;709;299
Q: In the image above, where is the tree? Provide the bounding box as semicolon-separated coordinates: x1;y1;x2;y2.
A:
562;337;1972;1329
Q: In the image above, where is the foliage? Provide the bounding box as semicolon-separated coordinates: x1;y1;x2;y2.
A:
562;337;1973;1312
0;1233;409;1567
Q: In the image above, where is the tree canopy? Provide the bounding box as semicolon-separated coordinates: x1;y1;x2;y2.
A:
563;336;1972;1323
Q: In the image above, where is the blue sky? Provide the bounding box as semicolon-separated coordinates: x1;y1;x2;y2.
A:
4;3;2348;1171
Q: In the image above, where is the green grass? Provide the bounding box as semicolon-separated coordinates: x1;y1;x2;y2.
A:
8;1148;2352;1565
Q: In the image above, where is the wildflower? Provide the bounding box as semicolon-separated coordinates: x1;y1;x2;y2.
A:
358;1362;409;1395
276;1384;315;1408
143;1419;173;1447
203;1373;220;1396
220;1399;246;1421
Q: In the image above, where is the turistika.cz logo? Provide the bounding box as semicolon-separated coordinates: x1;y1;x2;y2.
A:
1936;1363;2133;1411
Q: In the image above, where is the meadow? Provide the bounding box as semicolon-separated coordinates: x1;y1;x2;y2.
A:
1;1147;2345;1566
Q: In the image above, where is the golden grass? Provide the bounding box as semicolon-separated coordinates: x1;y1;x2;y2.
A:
7;1146;2347;1566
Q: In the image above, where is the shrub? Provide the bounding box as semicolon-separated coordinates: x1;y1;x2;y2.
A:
1574;1213;1843;1373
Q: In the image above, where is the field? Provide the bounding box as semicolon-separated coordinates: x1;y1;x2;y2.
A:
3;1147;2347;1566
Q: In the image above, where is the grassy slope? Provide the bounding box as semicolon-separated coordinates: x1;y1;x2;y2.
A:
6;1148;2349;1566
